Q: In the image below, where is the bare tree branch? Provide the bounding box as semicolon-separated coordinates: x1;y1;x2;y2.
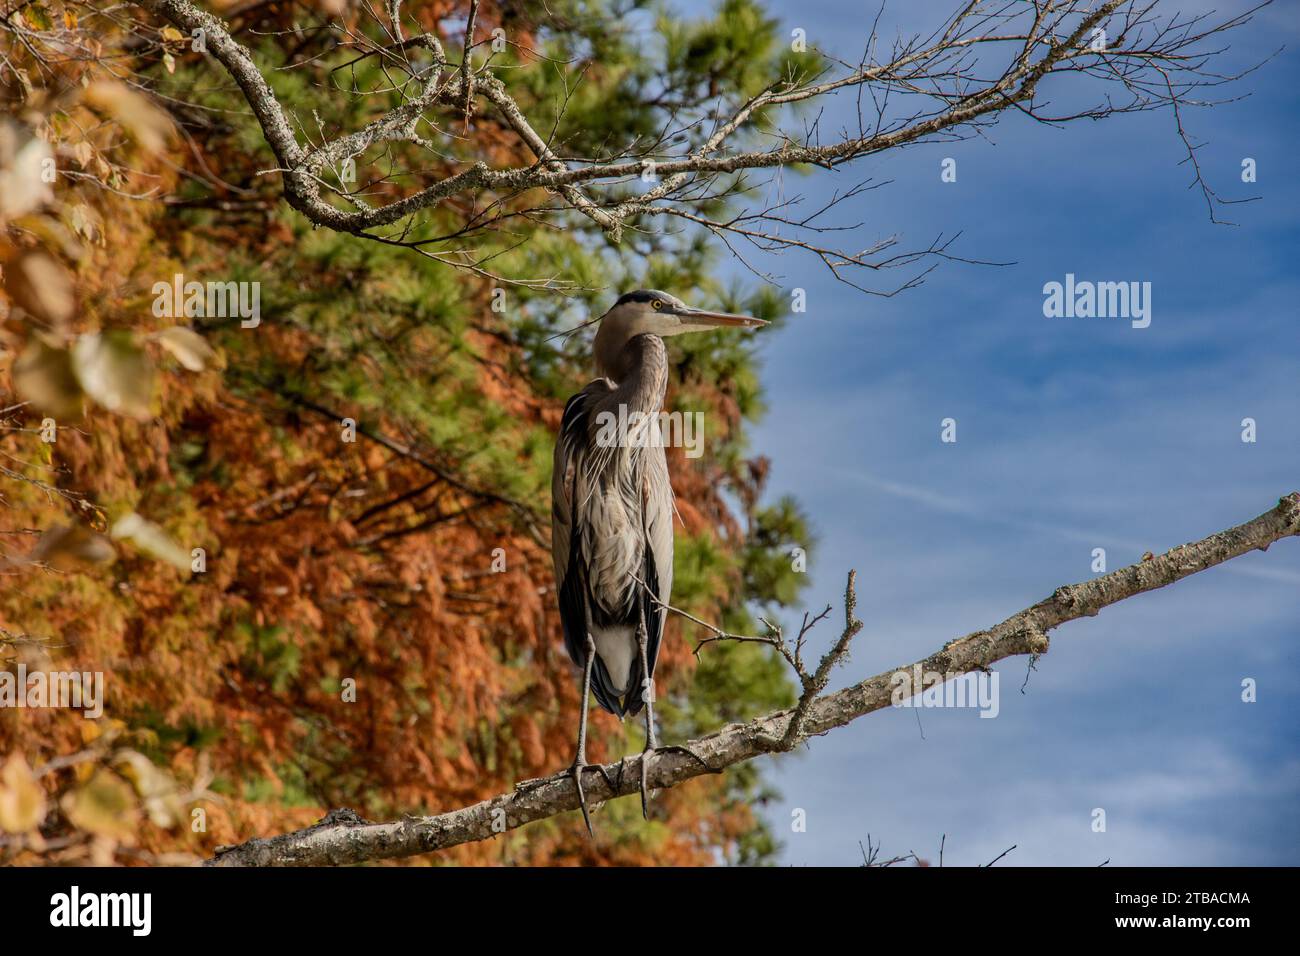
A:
204;491;1300;866
128;0;1268;293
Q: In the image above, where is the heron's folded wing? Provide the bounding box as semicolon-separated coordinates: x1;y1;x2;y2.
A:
552;382;610;673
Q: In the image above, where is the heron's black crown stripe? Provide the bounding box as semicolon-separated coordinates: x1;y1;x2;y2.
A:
614;289;671;306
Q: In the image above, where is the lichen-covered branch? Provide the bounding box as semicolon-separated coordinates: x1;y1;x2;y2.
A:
206;492;1300;866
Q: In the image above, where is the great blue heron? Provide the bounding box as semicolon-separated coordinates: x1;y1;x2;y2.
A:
551;289;767;834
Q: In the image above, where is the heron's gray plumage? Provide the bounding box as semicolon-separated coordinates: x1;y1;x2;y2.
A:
552;334;672;716
550;289;766;831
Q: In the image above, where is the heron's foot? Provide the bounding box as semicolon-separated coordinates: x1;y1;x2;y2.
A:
639;747;654;820
569;758;595;837
567;758;619;837
515;759;614;794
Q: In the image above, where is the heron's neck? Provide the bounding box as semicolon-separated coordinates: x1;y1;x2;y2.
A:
595;332;668;413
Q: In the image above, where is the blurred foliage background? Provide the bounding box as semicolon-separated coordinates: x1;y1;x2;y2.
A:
0;0;815;865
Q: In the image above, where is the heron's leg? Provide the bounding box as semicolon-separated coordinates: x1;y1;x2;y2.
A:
637;610;658;820
570;633;597;837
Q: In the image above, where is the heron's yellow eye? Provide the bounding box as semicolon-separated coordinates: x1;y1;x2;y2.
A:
651;299;663;311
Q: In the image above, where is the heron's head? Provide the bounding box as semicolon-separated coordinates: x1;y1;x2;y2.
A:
591;289;767;379
599;289;768;338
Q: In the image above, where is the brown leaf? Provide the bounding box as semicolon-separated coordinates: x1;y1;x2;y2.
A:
72;140;93;170
3;250;75;327
12;335;83;419
28;523;116;569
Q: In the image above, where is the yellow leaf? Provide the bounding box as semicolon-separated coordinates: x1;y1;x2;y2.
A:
71;330;156;419
114;751;181;829
62;770;138;841
81;82;172;154
0;120;54;221
80;717;123;745
22;4;52;31
160;26;184;43
0;755;47;834
68;202;103;245
111;512;190;570
156;325;218;371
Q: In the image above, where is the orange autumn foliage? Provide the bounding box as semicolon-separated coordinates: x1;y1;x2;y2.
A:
0;0;801;866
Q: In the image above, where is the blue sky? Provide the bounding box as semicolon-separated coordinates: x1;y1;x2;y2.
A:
675;0;1299;865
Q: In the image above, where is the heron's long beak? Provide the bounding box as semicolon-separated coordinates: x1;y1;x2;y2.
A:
674;307;768;329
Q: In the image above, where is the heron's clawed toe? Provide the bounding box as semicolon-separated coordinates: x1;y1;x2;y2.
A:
639;748;654;820
569;759;595;838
